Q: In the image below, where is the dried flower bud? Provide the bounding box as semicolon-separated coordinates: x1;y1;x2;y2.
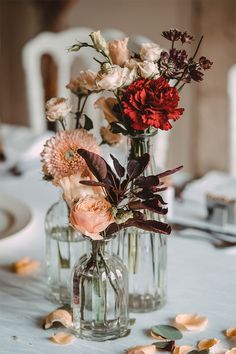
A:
162;29;182;41
199;56;213;70
181;32;194;44
90;30;109;55
68;42;83;52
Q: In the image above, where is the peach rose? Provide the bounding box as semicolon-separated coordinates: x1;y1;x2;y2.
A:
140;43;162;62
95;97;118;123
45;97;71;121
108;38;129;66
66;70;98;95
70;195;114;240
127;344;156;354
58;172;100;207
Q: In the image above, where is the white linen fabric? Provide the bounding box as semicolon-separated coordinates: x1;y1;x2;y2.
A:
0;127;236;353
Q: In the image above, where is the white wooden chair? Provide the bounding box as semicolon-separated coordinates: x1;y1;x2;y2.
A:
22;27;169;169
228;64;236;176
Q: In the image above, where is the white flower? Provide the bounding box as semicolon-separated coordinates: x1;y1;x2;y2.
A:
137;61;159;78
90;30;109;55
45;97;71;122
96;66;135;90
140;43;162;62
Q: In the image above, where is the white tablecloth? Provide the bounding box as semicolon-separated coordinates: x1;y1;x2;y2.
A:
0;126;236;354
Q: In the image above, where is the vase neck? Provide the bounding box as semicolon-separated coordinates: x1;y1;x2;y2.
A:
90;240;107;259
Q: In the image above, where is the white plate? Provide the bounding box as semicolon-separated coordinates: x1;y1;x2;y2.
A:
0;195;32;240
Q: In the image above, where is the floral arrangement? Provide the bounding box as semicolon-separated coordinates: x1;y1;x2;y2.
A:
41;129;181;239
67;29;212;141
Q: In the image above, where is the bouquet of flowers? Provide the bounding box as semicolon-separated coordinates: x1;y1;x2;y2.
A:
67;28;212;142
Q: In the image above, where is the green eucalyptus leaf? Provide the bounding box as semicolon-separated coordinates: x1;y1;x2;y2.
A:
151;325;183;340
152;341;170;349
199;350;210;354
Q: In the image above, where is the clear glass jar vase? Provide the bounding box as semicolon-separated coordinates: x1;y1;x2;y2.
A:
114;132;168;313
45;198;87;304
72;239;129;341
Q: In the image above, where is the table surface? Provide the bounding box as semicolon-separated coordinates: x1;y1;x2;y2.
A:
0;126;236;354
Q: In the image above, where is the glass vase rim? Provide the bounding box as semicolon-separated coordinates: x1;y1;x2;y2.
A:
128;130;158;139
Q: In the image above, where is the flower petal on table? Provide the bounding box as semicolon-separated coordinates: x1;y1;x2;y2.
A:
198;338;220;351
225;328;236;340
50;332;75;345
126;344;156;354
225;348;236;354
12;257;40;275
173;345;193;354
175;314;208;331
44;309;72;329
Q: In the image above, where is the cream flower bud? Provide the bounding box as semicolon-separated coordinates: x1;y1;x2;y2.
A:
140;43;162;62
137;61;159;78
96;66;135;91
45;97;71;122
90;30;109;55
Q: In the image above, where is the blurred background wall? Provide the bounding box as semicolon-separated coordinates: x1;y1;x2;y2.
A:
0;0;235;176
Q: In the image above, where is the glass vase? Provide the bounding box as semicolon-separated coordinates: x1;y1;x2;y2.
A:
45;198;87;305
72;239;129;341
114;132;167;313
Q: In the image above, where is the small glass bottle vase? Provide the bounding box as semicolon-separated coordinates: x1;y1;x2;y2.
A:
72;239;129;341
114;132;167;313
45;198;87;304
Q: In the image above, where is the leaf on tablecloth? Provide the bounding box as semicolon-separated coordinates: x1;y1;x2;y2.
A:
151;325;183;340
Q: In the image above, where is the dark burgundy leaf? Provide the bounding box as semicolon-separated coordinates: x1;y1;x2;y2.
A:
134;175;160;187
129;199;168;214
110;154;125;178
79;180;111;189
127;159;141;179
127;219;171;234
127;153;150;180
157;165;183;179
78;149;107;180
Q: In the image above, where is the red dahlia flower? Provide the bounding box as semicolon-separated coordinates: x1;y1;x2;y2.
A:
121;77;184;131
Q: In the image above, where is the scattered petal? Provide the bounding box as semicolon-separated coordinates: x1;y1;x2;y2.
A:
12;257;40;275
44;309;72;329
173;345;193;354
225;328;236;340
198;338;220;351
50;332;75;345
175;314;208;331
126;344;156;354
225;349;236;354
